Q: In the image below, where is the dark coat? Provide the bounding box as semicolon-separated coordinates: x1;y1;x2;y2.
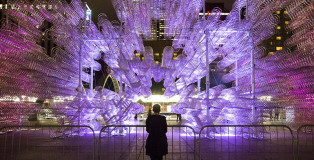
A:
145;115;168;156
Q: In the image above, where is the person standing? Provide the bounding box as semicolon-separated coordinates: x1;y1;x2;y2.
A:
146;104;168;160
275;107;280;120
176;113;182;121
148;108;152;117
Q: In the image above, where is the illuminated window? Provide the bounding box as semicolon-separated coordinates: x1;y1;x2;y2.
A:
135;53;140;57
285;21;289;24
141;57;144;60
268;52;274;55
276;11;280;14
277;26;281;29
174;53;177;56
162;88;166;91
156;61;159;64
173;57;177;60
284;10;288;14
211;69;215;72
276;36;281;40
154;53;159;56
276;47;283;50
270;42;273;45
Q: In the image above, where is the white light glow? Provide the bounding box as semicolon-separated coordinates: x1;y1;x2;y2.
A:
0;96;37;102
258;96;272;101
199;13;230;16
134;95;181;103
53;96;75;102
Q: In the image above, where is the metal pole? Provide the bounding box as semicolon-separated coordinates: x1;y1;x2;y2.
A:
78;40;82;127
204;0;211;137
119;77;123;95
251;36;255;97
236;61;238;91
206;30;210;97
198;79;201;94
236;4;241;91
6;0;9;25
247;0;256;123
250;29;255;123
203;0;205;20
90;66;93;90
203;0;209;96
246;0;248;21
78;2;87;126
118;9;123;96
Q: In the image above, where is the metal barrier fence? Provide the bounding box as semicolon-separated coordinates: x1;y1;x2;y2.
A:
297;125;314;160
199;125;294;160
98;125;197;160
0;125;95;160
3;124;313;160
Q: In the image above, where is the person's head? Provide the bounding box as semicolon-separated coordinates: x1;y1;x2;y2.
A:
152;104;161;114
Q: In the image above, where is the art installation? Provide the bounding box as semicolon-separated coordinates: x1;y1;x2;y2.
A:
0;0;313;133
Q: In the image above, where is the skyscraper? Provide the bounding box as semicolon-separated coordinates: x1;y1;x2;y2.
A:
262;9;292;57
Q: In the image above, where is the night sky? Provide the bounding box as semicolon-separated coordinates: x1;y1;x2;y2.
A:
84;0;236;24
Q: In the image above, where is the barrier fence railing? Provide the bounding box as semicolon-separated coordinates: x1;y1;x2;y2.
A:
0;125;95;160
297;125;314;160
3;124;314;160
199;125;294;160
98;125;197;160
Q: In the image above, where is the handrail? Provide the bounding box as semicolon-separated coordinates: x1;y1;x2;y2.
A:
199;124;294;135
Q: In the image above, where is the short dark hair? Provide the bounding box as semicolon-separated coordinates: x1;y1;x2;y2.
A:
152;104;161;113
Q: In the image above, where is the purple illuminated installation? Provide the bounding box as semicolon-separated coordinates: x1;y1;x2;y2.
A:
0;0;313;132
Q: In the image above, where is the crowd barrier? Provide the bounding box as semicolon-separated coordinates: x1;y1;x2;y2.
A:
297;125;314;160
1;124;314;160
199;125;294;160
98;125;196;160
0;125;95;160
